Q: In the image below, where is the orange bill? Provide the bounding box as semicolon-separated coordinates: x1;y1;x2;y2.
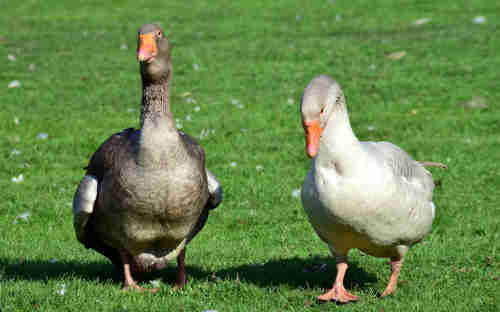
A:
137;33;157;62
304;120;322;158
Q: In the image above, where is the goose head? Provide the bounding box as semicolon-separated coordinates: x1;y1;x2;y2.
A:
300;75;345;158
137;24;171;83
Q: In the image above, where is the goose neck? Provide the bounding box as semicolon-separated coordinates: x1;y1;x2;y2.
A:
140;77;173;128
316;109;364;174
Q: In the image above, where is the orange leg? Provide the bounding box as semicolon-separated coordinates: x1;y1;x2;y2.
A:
381;256;403;297
317;256;360;303
119;250;158;293
173;248;186;289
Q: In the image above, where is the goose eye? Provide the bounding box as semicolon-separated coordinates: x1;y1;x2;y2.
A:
157;31;162;37
320;107;325;114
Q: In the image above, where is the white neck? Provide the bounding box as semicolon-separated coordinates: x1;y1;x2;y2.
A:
316;107;365;176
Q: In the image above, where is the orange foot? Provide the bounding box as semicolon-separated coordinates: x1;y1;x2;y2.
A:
380;287;395;298
317;284;360;303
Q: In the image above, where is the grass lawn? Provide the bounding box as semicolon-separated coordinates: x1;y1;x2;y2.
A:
1;0;499;311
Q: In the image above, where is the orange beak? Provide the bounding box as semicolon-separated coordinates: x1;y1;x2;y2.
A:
304;120;322;158
137;33;157;62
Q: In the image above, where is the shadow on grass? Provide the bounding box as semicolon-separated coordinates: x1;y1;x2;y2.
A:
0;256;377;291
0;257;123;284
193;256;377;290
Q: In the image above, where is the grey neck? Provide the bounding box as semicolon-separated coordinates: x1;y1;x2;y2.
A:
137;74;182;167
140;76;173;128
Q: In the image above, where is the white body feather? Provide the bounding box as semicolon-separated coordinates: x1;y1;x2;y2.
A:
300;75;435;259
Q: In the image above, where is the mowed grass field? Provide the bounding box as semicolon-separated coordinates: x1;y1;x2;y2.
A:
1;0;499;311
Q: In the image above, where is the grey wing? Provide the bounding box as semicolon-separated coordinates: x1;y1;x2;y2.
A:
75;128;136;242
178;130;223;210
72;174;98;244
177;130;223;243
186;171;222;244
362;141;434;197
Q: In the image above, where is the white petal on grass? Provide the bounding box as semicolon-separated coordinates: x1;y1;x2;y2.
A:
336;15;342;22
230;161;237;168
186;97;197;104
28;63;36;72
186;115;192;121
193;63;200;71
231;98;239;105
203;310;217;312
8;54;16;61
120;43;128;50
472;16;486;24
14;211;30;223
56;283;67;296
14;117;20;125
199;129;208;140
18;211;30;220
11;149;21;156
8;80;21;88
127;108;136;113
460;96;488;110
367;125;376;131
150;279;161;287
176;122;183;129
256;165;264;171
194;105;201;112
296;15;302;22
292;188;301;198
37;133;49;140
12;174;24;183
369;64;376;71
414;18;430;25
287;98;294;105
237;104;244;109
199;128;215;140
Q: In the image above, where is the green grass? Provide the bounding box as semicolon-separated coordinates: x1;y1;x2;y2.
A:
1;0;499;311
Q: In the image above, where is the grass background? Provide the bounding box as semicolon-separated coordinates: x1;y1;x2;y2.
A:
1;0;499;311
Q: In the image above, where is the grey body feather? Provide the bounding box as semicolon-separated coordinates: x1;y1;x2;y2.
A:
72;26;222;271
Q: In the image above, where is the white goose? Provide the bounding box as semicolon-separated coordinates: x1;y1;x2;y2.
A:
300;75;443;302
